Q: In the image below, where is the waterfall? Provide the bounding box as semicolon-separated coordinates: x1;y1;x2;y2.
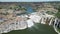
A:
41;17;46;24
0;11;59;34
49;18;53;25
53;18;60;34
26;19;34;27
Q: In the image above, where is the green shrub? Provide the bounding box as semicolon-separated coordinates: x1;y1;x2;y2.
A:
55;11;60;18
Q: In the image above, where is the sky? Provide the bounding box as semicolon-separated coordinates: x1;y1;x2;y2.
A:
0;0;60;2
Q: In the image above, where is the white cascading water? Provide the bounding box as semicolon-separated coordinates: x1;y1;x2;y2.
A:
0;11;59;34
49;18;53;25
53;18;60;34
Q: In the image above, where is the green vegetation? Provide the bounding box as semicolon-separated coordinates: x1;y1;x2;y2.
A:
0;7;2;9
9;7;13;9
0;22;3;25
46;11;55;15
13;5;27;11
55;11;60;18
14;5;20;10
0;12;9;15
21;7;27;11
0;5;27;11
55;6;60;18
57;28;60;32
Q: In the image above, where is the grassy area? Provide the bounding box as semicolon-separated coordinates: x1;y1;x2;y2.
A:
57;28;60;32
55;11;60;18
46;11;55;15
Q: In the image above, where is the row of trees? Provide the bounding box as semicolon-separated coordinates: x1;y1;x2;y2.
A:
0;5;27;11
9;5;27;11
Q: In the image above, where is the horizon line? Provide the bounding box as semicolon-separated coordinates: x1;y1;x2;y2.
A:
0;0;60;2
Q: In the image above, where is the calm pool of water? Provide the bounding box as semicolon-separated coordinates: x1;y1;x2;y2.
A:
2;23;58;34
